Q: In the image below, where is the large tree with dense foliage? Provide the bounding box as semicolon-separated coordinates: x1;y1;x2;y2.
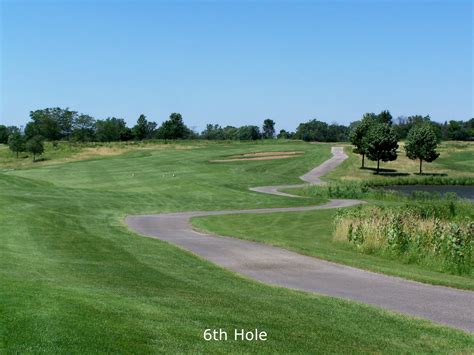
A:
405;125;440;174
294;119;329;142
156;113;192;140
8;131;25;158
26;135;45;161
446;120;472;140
238;125;261;140
350;111;396;168
393;115;442;140
0;125;17;144
222;126;239;140
327;124;350;142
365;123;398;174
277;129;293;139
349;115;375;168
26;108;78;141
262;119;275;139
95;117;131;142
377;110;393;125
72;114;96;142
0;125;9;144
132;114;157;140
201;124;225;140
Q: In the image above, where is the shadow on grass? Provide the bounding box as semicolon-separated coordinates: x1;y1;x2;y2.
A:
414;173;448;177
360;167;410;176
361;167;397;173
374;172;410;176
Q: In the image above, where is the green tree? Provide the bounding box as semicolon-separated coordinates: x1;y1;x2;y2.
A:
327;124;350;142
0;125;9;144
222;126;239;140
26;108;77;141
294;119;329;142
26;135;45;161
8;131;25;158
447;120;470;140
277;129;293;139
95;117;130;142
377;110;393;125
156;113;191;140
393;115;439;140
349;114;376;168
365;123;398;174
72;114;96;142
132;114;156;140
405;125;440;174
262;119;275;139
238;125;261;140
349;111;394;168
201;124;224;140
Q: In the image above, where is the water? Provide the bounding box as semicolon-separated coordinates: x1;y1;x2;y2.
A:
382;185;474;201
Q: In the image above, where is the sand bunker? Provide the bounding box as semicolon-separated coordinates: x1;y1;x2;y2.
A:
210;151;304;162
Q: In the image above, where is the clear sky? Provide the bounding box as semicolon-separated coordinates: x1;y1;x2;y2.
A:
1;0;472;132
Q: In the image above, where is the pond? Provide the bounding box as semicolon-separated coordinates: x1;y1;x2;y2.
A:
382;185;474;201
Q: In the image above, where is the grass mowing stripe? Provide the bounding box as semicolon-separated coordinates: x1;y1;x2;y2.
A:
1;141;473;352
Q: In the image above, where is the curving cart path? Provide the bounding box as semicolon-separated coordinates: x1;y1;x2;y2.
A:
126;147;474;333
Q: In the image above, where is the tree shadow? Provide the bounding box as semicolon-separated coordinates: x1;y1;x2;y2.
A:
414;173;448;177
33;157;49;163
362;167;398;173
373;172;410;176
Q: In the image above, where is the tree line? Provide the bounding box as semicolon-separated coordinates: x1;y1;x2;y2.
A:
0;107;472;162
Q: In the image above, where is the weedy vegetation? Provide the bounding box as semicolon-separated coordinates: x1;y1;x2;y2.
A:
334;197;473;275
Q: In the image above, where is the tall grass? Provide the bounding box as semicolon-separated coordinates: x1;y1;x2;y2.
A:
364;176;474;186
295;179;474;201
334;201;473;275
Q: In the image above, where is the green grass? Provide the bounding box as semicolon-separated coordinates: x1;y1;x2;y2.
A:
192;206;474;290
0;140;210;170
324;141;474;182
1;140;473;353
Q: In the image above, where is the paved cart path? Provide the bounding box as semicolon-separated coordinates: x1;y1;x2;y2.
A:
126;147;474;333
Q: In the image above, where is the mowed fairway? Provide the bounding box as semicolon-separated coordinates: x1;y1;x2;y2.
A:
1;141;473;353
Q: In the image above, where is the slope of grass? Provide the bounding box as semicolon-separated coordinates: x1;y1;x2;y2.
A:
2;141;473;353
0;140;209;170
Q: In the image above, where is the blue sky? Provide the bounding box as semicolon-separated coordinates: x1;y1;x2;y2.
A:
1;0;472;132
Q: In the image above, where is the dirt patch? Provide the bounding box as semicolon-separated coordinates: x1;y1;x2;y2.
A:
233;151;304;158
211;152;304;163
75;147;128;159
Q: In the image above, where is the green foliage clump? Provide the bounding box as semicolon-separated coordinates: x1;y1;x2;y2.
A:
334;203;473;275
25;135;45;161
405;124;440;174
441;223;473;274
8;131;26;158
387;214;409;254
365;123;399;173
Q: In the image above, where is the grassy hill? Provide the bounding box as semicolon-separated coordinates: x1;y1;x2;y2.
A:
1;140;473;353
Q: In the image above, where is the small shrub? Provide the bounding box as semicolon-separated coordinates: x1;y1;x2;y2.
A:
441;223;473;274
386;214;408;254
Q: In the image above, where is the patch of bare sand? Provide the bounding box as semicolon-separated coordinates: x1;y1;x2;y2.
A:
231;151;304;158
68;144;198;161
1;143;200;170
211;153;304;162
